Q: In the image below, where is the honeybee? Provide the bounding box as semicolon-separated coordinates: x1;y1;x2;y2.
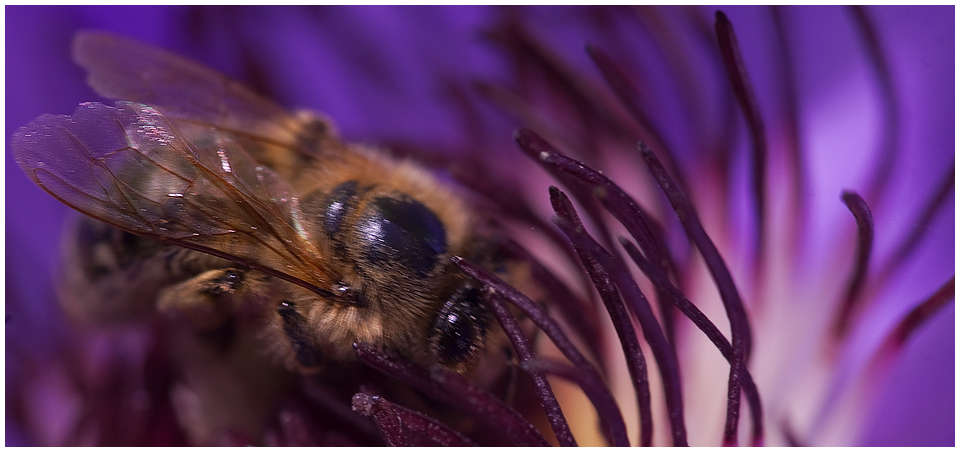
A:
12;32;518;444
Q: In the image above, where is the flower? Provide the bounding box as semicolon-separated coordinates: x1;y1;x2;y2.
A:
6;5;953;447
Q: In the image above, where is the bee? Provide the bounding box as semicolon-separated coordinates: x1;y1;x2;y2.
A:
12;32;518;443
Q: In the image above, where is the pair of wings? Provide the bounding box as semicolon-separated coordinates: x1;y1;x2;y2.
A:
12;32;334;297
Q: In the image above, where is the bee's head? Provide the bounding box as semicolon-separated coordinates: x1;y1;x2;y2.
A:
318;180;449;285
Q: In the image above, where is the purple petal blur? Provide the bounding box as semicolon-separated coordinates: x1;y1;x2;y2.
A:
6;5;953;446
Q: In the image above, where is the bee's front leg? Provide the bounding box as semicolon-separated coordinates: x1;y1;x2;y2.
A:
156;267;292;445
157;268;273;330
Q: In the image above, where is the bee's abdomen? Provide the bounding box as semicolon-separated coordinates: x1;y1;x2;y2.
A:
59;214;228;324
72;215;164;279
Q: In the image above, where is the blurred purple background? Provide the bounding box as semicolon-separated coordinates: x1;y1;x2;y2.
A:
6;6;953;446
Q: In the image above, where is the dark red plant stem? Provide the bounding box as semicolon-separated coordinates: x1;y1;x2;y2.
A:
621;238;764;445
849;5;900;205
715;10;768;266
351;392;478;446
638;141;751;446
352;342;549;447
481;282;577;446
452;256;630;447
833;191;874;338
551;192;687;446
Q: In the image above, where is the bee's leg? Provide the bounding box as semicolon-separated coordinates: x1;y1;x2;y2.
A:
59;215;172;324
156;268;272;331
159;268;293;445
276;301;324;370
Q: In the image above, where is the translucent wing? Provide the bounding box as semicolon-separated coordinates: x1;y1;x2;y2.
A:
12;101;334;296
72;31;336;178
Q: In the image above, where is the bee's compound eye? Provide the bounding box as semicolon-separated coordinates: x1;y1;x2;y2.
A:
323;180;361;236
358;196;446;277
431;285;487;369
435;309;482;365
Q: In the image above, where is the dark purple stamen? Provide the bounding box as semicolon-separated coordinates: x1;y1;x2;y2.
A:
451;256;631;447
715;10;769;265
499;238;606;366
678;6;743;169
621;238;764;444
482;14;692;282
514;127;683;343
889;276;954;346
351;392;477;446
352;342;549;447
876;166;954;284
627;6;711;149
298;379;383;444
464;107;623;262
551;189;687;446
586;41;704;344
852;277;953;435
849;6;900;204
833;190;874;338
638;141;752;446
444;137;603;300
430;364;551;446
770;6;810;251
780;419;807;447
481;278;577;446
548;188;654;446
518;357;631;445
584;43;689;202
484;18;626;158
471;81;568;150
515;127;765;444
511;128;678;289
